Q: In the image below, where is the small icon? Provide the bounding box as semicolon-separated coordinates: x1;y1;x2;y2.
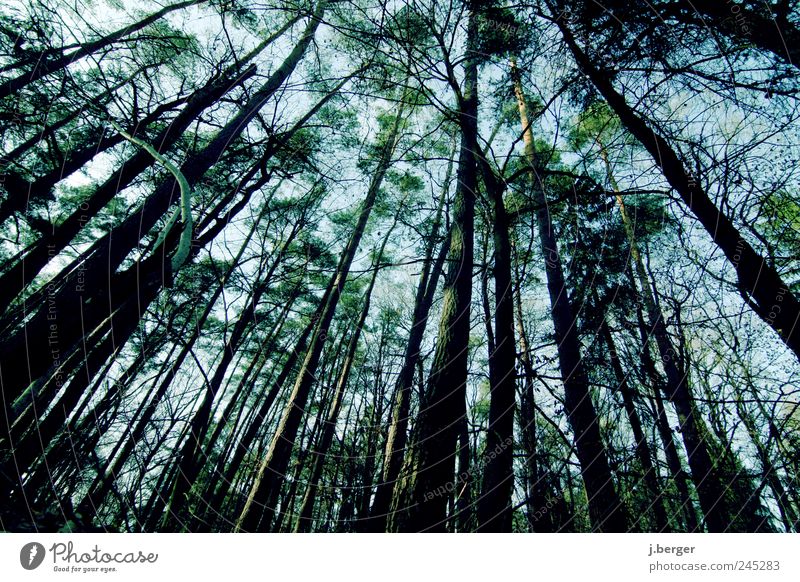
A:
20;542;46;570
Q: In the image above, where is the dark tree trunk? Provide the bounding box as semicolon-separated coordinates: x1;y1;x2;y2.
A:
397;13;478;531
0;56;262;310
0;95;185;226
295;226;392;532
0;7;326;411
367;157;451;532
207;315;319;530
512;61;628;532
599;317;670;531
476;150;517;532
614;191;731;531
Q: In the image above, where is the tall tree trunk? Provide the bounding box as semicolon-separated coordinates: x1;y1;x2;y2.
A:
599;316;670;531
0;168;266;460
367;170;451;531
612;182;731;531
19;343;140;508
512;60;628;532
189;293;299;529
396;12;478;532
206;315;320;530
0;4;327;413
294;225;394;532
476;150;517;532
511;230;555;532
632;293;701;531
161;218;303;529
73;208;263;518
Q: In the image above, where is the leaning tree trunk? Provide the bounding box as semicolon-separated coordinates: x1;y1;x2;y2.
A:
555;16;800;363
598;316;670;531
601;145;731;531
0;63;155;169
205;314;320;531
0;0;211;100
0;33;280;310
294;224;394;532
74;234;251;519
0;3;327;416
0;95;184;226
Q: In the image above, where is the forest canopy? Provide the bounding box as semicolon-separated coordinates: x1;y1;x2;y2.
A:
0;0;799;533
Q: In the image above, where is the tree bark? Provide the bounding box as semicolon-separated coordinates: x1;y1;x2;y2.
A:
161;217;303;529
367;153;452;532
476;149;517;532
0;4;326;411
396;12;478;532
599;316;670;531
512;60;628;532
294;225;393;531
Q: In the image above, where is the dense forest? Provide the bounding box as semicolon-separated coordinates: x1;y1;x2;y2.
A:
0;0;798;533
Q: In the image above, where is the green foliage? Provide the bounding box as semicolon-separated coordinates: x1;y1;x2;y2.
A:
211;0;261;31
567;101;620;152
389;5;434;49
555;175;631;311
620;194;672;243
0;0;796;536
757;189;800;284
474;5;527;59
386;168;424;197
